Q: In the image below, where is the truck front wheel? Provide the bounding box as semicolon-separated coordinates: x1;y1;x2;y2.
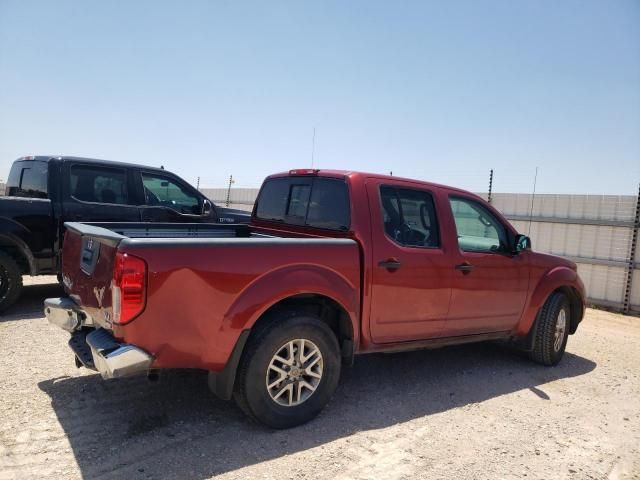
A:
0;252;23;313
529;292;570;366
233;313;341;429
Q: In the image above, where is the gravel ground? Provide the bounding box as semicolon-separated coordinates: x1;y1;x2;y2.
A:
1;277;639;480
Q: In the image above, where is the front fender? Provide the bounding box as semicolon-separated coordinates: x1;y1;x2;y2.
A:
222;264;360;343
516;266;584;336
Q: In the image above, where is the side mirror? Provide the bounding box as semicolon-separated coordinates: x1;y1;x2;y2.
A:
515;234;531;253
202;199;213;216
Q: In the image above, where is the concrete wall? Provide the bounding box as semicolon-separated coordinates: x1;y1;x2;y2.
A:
202;187;256;212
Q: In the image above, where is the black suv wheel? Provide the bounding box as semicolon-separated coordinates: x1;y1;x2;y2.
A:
0;251;23;313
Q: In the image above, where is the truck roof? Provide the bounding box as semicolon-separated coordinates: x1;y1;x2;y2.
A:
267;168;479;198
15;155;167;173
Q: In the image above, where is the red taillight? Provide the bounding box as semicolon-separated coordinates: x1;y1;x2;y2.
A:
289;169;319;175
112;252;146;324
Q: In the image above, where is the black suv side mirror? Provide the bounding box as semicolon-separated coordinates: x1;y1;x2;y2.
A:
515;234;531;253
202;199;213;216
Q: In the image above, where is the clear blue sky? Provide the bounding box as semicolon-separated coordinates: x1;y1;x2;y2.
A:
1;0;639;193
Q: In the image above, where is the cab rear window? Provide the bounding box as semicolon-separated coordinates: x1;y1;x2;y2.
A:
255;177;350;231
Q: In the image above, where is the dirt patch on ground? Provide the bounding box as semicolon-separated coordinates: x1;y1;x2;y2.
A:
1;277;639;479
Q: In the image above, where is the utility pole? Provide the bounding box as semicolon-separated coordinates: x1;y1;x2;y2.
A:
488;169;494;204
226;175;235;207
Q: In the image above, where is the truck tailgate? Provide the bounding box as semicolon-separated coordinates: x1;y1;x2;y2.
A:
61;223;124;330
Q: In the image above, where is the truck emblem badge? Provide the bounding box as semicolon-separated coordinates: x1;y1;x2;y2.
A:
94;286;105;307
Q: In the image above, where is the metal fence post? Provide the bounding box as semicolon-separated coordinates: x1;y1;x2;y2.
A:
226;175;234;207
623;183;640;313
488;169;493;204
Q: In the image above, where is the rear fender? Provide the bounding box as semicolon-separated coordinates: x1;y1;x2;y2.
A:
222;264;359;343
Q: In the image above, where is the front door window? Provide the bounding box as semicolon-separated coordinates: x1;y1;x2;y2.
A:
141;173;201;215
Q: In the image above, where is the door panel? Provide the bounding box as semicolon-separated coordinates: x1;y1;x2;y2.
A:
445;195;529;335
367;181;452;343
447;251;529;334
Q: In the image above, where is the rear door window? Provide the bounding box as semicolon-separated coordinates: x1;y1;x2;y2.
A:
70;165;129;205
5;161;48;198
256;177;350;230
380;185;440;248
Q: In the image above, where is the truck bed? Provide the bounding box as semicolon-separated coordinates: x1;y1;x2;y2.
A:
60;221;361;372
65;221;267;244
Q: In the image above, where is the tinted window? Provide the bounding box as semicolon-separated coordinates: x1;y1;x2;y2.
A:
70;165;129;205
380;185;439;247
449;197;507;252
287;184;311;218
142;173;201;215
256;177;350;230
306;179;350;229
255;178;291;222
6;161;48;198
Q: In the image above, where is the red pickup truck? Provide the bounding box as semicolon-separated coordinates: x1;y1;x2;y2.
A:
45;169;585;428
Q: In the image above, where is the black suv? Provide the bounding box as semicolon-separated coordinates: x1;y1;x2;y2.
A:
0;155;249;312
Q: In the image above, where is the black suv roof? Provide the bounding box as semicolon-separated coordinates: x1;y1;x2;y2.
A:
17;155;167;173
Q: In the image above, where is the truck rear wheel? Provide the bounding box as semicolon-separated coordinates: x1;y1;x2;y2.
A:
529;292;570;366
0;252;23;313
233;313;341;429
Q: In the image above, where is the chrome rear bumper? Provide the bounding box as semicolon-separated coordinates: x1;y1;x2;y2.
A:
86;328;153;380
45;297;153;380
44;297;88;332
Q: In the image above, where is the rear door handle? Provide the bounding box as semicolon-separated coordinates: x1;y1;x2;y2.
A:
455;263;474;274
378;258;402;270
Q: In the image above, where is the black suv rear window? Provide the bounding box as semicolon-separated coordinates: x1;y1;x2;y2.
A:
256;177;350;231
6;160;48;198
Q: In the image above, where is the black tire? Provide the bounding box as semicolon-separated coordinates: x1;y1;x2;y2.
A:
529;292;570;366
233;312;341;429
0;251;23;314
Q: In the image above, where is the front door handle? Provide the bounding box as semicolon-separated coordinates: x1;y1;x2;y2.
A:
378;258;402;270
455;262;474;274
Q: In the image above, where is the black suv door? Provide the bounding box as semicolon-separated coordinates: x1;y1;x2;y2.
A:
134;170;215;222
62;162;141;222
